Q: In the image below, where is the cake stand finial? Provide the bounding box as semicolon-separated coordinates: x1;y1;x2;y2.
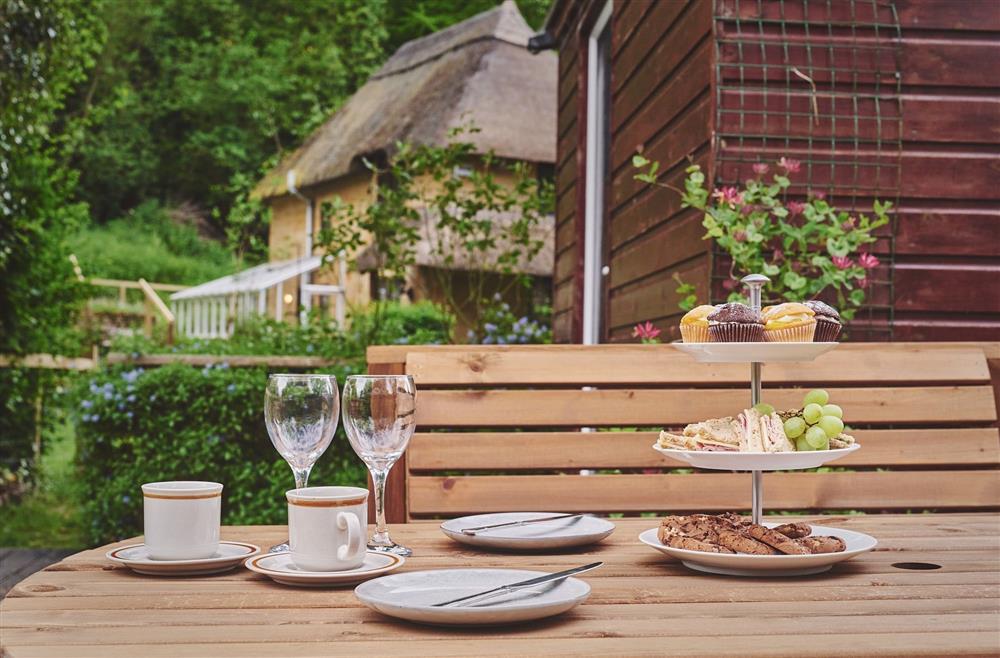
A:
740;274;770;312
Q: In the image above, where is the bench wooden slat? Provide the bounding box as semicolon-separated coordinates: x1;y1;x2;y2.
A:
404;346;991;385
407;470;1000;515
408;428;1000;469
415;386;998;427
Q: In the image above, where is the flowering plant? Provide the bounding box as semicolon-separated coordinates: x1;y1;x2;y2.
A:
466;296;552;345
633;156;891;320
632;321;662;344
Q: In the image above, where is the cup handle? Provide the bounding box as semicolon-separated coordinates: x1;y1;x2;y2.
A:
337;512;364;561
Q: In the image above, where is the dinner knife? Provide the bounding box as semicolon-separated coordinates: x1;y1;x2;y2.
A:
459;513;584;535
431;561;603;607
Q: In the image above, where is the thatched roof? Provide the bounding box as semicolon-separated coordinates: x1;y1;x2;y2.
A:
253;1;557;200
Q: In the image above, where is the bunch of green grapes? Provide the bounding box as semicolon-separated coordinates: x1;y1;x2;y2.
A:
781;390;844;451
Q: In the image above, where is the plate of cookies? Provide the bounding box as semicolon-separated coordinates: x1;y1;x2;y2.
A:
639;513;876;577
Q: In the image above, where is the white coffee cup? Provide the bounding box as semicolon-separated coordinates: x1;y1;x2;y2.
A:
287;486;368;572
142;481;222;560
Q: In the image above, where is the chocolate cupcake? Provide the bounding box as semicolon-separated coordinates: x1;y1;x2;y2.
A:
804;300;842;342
708;303;764;342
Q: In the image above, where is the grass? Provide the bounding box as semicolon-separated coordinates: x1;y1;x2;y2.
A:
0;422;88;548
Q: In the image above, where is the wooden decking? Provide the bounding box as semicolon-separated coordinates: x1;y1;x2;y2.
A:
1;549;76;599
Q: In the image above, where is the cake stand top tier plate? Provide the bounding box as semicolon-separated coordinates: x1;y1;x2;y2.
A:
672;342;838;363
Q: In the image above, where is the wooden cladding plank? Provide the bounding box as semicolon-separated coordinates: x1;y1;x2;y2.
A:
407;428;1000;470
607;259;710;329
404;346;990;386
902;96;1000;145
894;263;1000;314
612;39;712;170
612;0;713;131
554;246;576;283
612;0;688;96
408;470;1000;515
555;214;576;253
718;0;1000;31
895;209;1000;256
552;309;573;343
611;0;657;57
608;212;706;288
414;386;998;428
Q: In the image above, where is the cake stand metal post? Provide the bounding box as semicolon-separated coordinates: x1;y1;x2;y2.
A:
742;273;770;524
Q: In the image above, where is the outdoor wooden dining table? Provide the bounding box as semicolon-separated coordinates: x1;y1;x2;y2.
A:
2;514;998;657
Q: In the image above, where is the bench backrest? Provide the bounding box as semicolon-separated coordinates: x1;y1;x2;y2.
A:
367;342;1000;522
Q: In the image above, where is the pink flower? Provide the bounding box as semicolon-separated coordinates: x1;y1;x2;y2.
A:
722;279;738;291
786;201;806;217
777;157;801;173
712;186;744;206
773;248;784;262
632;321;662;342
858;252;880;269
832;255;854;270
858;277;869;289
733;230;747;242
752;163;769;175
841;217;856;230
813;190;826;200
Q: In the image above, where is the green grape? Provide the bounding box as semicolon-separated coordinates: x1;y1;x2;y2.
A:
803;403;823;424
803;389;830;407
818;415;844;439
821;404;843;419
805;425;829;450
754;402;775;415
783;416;806;439
795;436;816;452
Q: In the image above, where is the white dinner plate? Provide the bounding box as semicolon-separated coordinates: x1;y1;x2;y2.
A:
245;550;404;587
106;541;259;576
639;524;877;577
441;513;615;550
354;568;591;625
672;341;838;363
652;442;860;471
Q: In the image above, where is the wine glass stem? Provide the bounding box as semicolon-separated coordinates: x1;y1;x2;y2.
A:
292;465;311;490
371;467;390;544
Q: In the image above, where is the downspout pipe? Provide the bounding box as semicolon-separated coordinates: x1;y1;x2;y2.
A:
286;169;313;325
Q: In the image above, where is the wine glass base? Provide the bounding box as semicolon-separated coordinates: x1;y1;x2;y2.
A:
268;542;290;553
368;542;412;557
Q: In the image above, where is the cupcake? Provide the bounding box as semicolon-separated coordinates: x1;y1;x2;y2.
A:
708;303;764;342
761;302;817;342
679;305;716;343
804;300;842;342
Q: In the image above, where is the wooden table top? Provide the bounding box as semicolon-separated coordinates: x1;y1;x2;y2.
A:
2;514;998;657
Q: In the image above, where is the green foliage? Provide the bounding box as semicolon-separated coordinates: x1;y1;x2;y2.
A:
318;127;554;340
73;201;239;285
384;0;551;54
633;158;891;319
71;0;388;228
73;362;368;544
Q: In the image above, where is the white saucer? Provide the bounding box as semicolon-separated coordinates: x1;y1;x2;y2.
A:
355;568;591;625
441;513;615;551
639;524;877;577
672;341;838;363
106;541;259;576
245;550;404;587
652;443;861;471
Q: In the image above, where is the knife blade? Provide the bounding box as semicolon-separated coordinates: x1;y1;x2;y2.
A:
459;513;584;536
431;562;603;607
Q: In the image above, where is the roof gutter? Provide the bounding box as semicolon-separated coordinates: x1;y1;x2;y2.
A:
527;30;556;53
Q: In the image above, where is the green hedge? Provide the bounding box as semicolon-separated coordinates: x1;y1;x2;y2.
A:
74;361;368;545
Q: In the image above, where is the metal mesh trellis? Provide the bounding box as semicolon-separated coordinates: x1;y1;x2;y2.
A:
711;0;903;340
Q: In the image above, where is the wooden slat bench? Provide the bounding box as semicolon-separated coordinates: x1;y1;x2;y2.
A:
367;342;1000;522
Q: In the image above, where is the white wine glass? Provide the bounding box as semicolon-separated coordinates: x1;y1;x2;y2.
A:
342;374;416;556
264;374;340;552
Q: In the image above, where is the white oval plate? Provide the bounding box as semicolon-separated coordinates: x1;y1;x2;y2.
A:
652;442;860;471
673;342;838;363
441;513;615;551
245;550;404;587
354;568;591;625
106;541;259;576
639;524;876;577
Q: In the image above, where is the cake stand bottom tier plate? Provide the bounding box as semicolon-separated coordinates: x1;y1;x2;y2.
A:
639;524;877;577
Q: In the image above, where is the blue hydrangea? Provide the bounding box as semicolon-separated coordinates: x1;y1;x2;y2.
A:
127;394;136;403
466;329;476;340
91;414;100;422
482;335;494;344
306;344;314;353
81;414;91;422
149;394;157;402
117;402;125;411
496;336;507;345
104;391;114;401
226;384;236;393
218;362;230;370
484;322;497;333
126;412;134;420
80;399;93;409
121;495;131;504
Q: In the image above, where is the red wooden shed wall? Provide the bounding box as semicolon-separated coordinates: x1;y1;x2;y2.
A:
550;0;1000;343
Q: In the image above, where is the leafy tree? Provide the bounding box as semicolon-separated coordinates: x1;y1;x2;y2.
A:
384;0;552;54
